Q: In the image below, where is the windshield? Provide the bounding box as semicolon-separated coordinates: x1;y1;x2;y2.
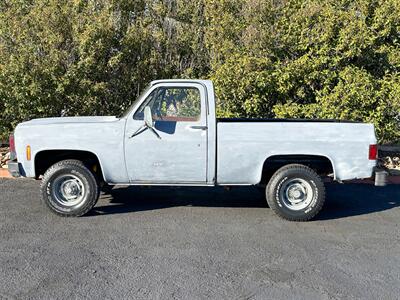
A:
119;84;152;118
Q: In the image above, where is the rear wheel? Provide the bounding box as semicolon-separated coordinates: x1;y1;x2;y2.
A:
40;159;99;217
266;164;325;221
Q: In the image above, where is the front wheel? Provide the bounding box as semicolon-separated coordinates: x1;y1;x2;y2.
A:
266;164;325;221
40;159;100;217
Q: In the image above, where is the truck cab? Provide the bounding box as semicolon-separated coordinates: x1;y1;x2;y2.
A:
123;80;216;185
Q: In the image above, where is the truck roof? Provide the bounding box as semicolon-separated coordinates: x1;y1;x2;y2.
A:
150;79;212;86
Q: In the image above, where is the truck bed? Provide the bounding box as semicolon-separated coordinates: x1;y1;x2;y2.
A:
217;118;360;123
216;121;376;184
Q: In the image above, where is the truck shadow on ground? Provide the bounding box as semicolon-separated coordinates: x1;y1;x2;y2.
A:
89;183;400;220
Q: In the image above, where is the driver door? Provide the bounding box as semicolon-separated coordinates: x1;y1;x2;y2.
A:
124;83;208;184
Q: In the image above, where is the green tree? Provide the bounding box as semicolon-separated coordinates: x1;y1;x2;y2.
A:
0;0;209;139
0;0;399;143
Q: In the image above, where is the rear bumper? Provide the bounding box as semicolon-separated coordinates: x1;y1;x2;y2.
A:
7;160;25;177
374;168;388;186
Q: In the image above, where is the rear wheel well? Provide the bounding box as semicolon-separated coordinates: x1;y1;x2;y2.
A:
260;155;334;185
34;150;104;182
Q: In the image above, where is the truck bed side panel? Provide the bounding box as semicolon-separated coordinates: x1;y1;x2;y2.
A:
216;122;376;184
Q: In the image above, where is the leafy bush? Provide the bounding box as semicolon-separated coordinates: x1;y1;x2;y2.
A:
0;0;399;143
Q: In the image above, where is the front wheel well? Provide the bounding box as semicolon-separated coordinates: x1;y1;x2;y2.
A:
34;150;104;182
260;155;334;185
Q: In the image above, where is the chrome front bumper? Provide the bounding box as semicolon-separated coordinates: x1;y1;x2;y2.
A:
7;160;24;177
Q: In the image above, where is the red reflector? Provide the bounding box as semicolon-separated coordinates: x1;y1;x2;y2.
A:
9;133;15;152
9;133;16;160
369;144;377;160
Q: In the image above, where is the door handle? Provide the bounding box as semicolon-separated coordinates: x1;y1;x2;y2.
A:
190;125;208;130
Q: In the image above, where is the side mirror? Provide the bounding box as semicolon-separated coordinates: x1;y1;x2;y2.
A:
130;105;161;140
144;106;153;128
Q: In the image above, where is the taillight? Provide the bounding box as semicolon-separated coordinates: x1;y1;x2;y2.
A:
9;133;16;160
369;144;378;160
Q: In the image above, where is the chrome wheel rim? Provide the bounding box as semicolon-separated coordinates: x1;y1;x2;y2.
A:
279;178;313;211
52;174;85;207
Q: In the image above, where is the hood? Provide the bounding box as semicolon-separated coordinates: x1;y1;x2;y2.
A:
18;116;119;127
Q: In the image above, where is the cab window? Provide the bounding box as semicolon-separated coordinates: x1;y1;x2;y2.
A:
134;87;201;122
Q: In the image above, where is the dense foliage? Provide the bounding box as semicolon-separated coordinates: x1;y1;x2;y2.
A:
0;0;399;143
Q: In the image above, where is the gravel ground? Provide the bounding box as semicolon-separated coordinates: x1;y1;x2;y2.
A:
0;178;399;299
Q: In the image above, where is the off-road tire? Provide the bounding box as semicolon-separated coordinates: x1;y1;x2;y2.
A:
266;164;325;221
40;159;100;217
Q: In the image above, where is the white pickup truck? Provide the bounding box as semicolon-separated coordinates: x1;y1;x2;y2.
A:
8;79;385;221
